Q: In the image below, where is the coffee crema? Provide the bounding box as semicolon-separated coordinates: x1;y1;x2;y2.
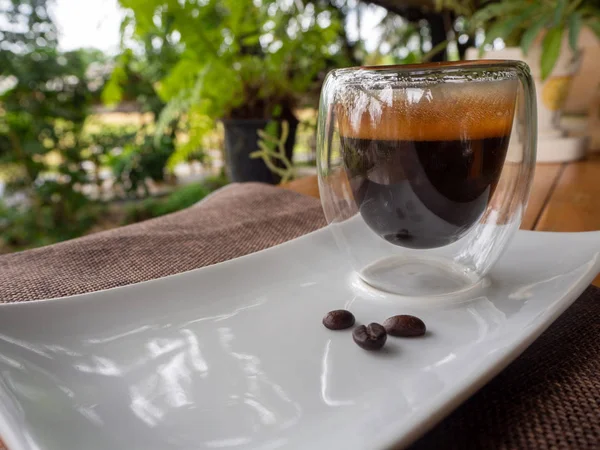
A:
337;80;518;249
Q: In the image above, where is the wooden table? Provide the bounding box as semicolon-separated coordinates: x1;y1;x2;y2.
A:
283;155;600;286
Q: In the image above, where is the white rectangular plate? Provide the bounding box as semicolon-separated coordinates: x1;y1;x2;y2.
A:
0;226;598;450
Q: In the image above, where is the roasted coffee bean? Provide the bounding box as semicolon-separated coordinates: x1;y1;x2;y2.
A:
383;315;426;337
352;323;387;350
323;310;355;330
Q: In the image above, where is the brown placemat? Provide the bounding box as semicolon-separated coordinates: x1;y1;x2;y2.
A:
0;182;598;449
0;183;326;302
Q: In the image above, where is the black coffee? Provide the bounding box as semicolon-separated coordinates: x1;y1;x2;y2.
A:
341;135;510;249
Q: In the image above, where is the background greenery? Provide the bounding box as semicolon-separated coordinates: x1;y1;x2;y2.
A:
439;0;600;79
1;0;597;253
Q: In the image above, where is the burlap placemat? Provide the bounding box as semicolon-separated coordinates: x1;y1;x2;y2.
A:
0;183;326;302
0;182;598;449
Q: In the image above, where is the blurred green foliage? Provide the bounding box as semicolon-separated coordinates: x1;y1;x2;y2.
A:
438;0;600;80
106;134;175;198
0;0;212;251
116;0;351;167
0;0;101;247
101;25;184;191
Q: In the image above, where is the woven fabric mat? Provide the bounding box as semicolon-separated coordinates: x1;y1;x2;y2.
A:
0;183;326;302
0;182;598;449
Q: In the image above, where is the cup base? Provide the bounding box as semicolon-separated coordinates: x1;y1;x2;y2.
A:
359;256;487;299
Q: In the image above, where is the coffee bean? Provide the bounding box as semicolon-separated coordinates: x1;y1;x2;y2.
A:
383;315;426;337
323;310;355;330
352;323;387;350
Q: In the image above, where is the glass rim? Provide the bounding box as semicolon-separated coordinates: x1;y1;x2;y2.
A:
329;60;528;80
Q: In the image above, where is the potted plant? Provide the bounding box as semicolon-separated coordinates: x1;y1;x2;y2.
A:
117;0;348;183
440;0;600;161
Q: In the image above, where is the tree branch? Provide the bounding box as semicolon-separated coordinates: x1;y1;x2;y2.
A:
364;0;437;19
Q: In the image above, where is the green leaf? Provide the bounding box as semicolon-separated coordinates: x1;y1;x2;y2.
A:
478;4;542;53
553;0;566;26
470;1;524;29
482;6;536;49
101;65;127;106
568;13;582;53
520;16;549;55
422;40;448;62
156;58;201;101
541;26;564;80
241;34;260;46
101;79;123;106
586;18;600;40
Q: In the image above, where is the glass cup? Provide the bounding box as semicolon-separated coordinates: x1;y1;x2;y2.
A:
317;61;537;298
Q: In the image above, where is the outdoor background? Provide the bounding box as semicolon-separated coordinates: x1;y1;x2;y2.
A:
1;0;598;253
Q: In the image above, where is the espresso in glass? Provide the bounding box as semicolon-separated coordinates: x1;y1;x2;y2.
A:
338;80;517;249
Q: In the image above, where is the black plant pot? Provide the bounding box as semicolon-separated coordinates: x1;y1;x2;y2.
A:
222;118;298;184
